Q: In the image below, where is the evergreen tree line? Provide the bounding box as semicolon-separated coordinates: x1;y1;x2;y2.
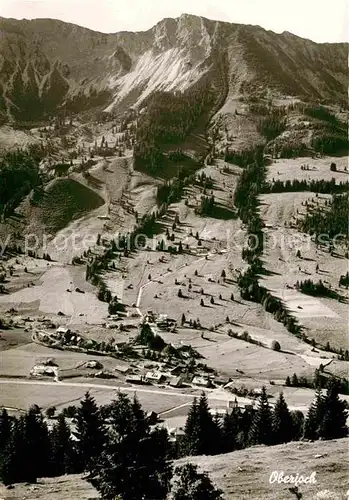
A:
295;279;340;300
234;146;266;272
271;141;309;159
134;84;214;173
234;145;265;264
233;145;304;339
262;178;349;195
238;270;301;336
311;133;349;155
0;393;223;499
196;172;214;189
183;384;347;455
224;145;263;167
300;193;348;241
0;150;41;217
304;105;342;127
155;168;212;208
156;175;194;206
256;112;287;141
1;384;347;495
286;370;349;395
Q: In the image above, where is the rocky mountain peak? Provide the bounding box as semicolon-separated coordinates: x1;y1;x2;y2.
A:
0;14;347;123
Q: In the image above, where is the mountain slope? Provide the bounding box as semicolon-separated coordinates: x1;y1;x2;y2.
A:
177;437;349;499
0;14;347;123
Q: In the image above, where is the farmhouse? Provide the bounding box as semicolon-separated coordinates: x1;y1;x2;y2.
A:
192;376;210;387
169;376;183;388
145;371;166;384
209;407;229;418
159;416;186;444
156;314;177;329
30;365;57;378
85;360;103;369
170;364;186;376
56;326;71;336
36;331;49;342
126;374;145;385
214;376;231;386
145;310;156;322
114;364;131;374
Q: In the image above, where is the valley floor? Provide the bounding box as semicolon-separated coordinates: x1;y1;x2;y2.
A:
0;143;347;443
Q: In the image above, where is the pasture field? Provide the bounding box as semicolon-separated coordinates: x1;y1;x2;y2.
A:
267;155;349;184
259;190;348;350
0;262;109;324
177;438;349;500
0;153;347;421
0;473;99;500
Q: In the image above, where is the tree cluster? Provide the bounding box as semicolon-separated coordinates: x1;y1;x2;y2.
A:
197;195;215;216
339;272;349;288
0;393;223;499
183;385;347;457
295;279;339;300
304;379;348;440
300;193;348;241
224;145;263;167
134;84;214;173
135;323;166;351
0;150;41;217
257;112;287;141
262;178;348;195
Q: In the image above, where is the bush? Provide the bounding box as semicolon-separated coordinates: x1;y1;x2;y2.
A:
136;323;165;351
271;340;281;352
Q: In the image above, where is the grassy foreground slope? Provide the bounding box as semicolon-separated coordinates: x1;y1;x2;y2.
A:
0;439;347;499
0;474;99;499
177;438;349;500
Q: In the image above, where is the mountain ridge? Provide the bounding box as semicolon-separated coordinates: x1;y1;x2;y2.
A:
2;14;347;45
0;14;347;123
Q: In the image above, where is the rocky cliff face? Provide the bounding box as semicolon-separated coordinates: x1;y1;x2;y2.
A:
0;14;347;122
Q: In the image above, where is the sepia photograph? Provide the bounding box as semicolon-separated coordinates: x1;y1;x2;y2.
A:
0;0;348;498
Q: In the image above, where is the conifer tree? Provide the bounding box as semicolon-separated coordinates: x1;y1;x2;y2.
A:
183;393;220;456
51;413;75;476
170;463;223;500
74;392;105;472
0;411;49;485
272;392;293;444
318;379;348;440
183;397;200;455
221;408;241;453
0;408;11;453
23;405;52;480
248;387;273;445
90;393;171;500
291;410;305;441
197;393;220;455
0;418;25;485
303;389;325;440
291;373;299;387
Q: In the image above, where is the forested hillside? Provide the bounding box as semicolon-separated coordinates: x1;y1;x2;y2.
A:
134;81;214;173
